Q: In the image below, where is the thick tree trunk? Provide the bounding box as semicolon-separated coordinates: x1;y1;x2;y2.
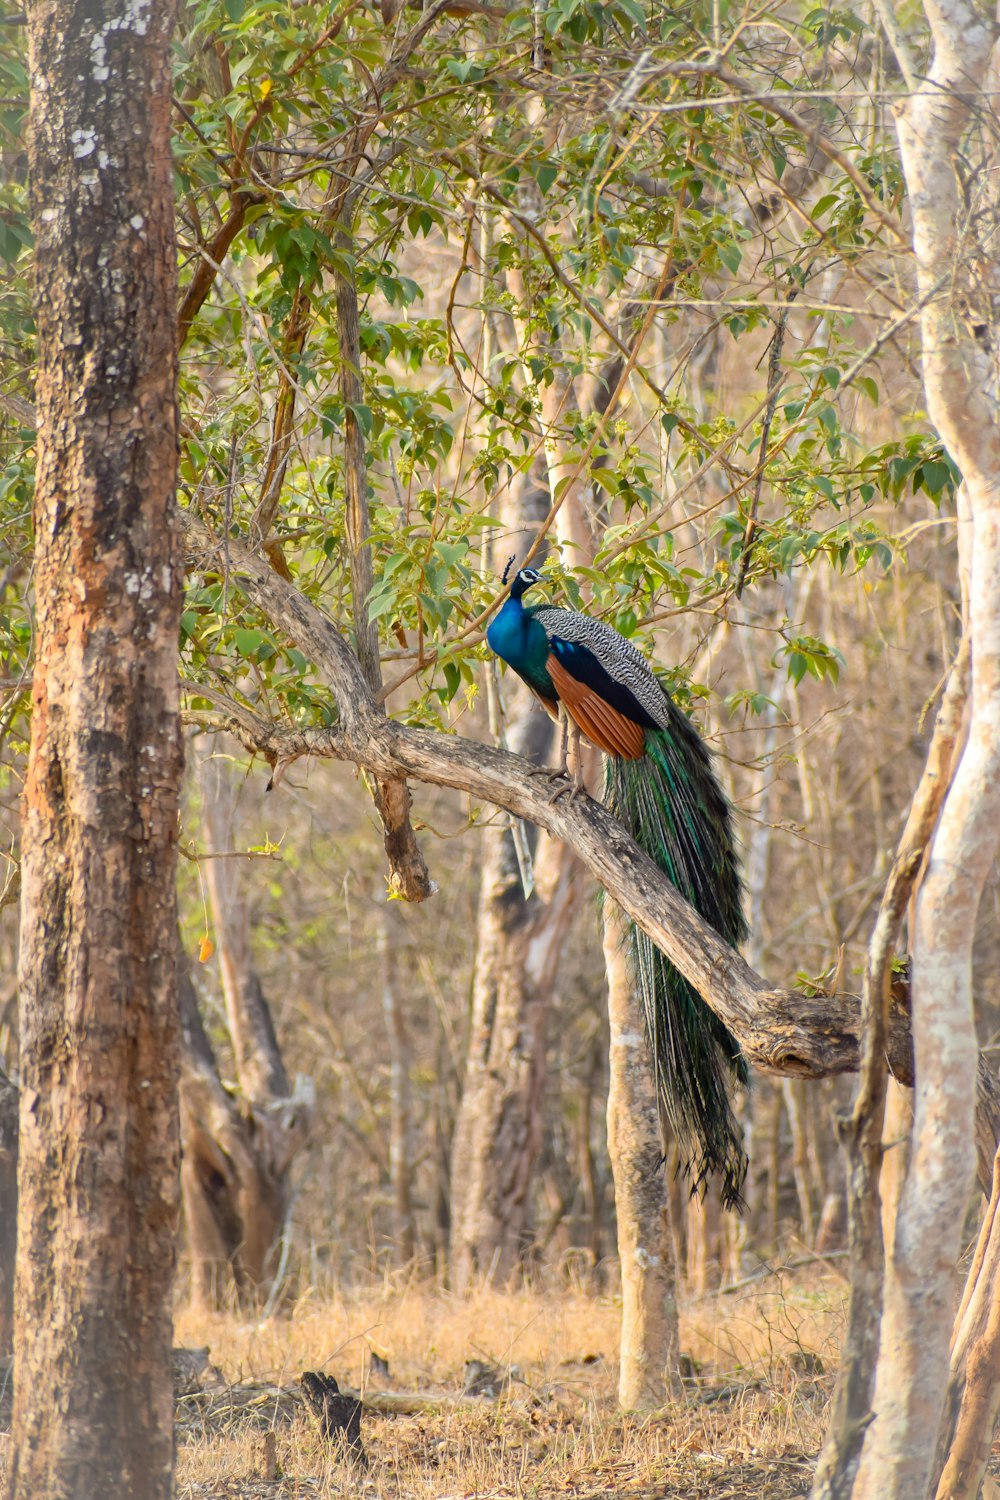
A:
449;812;579;1288
11;0;182;1492
0;1063;16;1358
604;903;681;1409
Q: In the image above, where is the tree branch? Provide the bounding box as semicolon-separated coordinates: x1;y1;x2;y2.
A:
181;511;1000;1191
181;514;889;1066
177;190;265;348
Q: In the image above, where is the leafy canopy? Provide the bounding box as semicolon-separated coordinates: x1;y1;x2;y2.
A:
0;0;956;755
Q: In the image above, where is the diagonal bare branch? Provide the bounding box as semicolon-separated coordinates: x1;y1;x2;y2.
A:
180;509;981;1102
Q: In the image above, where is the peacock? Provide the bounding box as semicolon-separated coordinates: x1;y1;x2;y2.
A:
487;562;749;1209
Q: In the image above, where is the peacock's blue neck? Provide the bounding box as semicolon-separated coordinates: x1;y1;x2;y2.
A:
486;595;555;701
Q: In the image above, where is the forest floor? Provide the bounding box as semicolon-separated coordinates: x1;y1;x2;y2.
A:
167;1270;842;1500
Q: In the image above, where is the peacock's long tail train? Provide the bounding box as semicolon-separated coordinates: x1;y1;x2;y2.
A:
486;564;750;1208
604;710;749;1212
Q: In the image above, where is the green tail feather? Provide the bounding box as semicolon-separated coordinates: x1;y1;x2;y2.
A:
604;709;749;1211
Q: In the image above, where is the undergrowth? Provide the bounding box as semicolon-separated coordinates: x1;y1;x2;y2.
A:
167;1272;843;1499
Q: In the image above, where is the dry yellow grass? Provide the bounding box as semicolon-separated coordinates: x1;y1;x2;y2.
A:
170;1272;843;1499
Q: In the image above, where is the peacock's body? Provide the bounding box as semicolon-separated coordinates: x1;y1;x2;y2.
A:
487;566;749;1209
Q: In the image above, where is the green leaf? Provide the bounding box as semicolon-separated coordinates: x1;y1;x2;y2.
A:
234;627;264;657
368;589;399;623
442;661;461;701
536;162;559;194
718;240;742;276
347;402;373;437
917;460;950;497
445;58;484;83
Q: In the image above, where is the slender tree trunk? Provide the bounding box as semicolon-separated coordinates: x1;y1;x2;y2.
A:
182;748;313;1307
334;225;432;901
604;903;681;1409
854;8;1000;1486
784;1079;815;1243
879;1080;913;1254
449;360;583;1287
813;642;970;1500
685;1192;721;1296
450;817;579;1288
11;0;182;1491
377;900;415;1265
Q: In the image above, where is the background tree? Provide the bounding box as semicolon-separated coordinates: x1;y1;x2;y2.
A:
179;740;313;1307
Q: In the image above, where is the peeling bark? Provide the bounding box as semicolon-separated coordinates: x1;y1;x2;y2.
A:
933;1144;1000;1499
12;0;182;1491
854;4;1000;1491
0;1062;16;1358
813;640;970;1500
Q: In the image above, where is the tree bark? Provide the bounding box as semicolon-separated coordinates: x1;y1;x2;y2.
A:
333;223;433;902
449;822;579;1288
11;0;182;1491
855;4;1000;1490
933;1143;1000;1500
0;1062;16;1358
181;747;313;1306
813;639;970;1500
604;903;681;1409
377;900;415;1265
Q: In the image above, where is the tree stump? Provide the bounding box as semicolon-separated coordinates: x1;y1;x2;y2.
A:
300;1372;367;1467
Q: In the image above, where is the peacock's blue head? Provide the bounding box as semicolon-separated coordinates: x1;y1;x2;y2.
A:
512;567;543;599
502;557;545;601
